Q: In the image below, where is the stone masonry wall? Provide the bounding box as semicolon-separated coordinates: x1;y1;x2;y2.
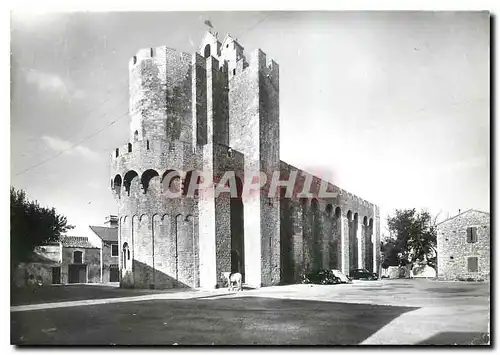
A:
278;161;379;281
437;210;490;281
129;47;192;143
228;49;261;288
258;50;281;286
213;144;245;286
61;247;101;284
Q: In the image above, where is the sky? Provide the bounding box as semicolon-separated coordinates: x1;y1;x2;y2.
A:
10;11;490;238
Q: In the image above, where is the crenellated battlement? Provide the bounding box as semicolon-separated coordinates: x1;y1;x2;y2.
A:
128;45;193;143
256;49;279;92
128;46;191;69
128;46;160;69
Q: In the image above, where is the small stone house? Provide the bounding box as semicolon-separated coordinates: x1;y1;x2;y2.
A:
61;236;101;284
437;209;490;281
89;215;119;283
14;236;101;286
13;243;61;287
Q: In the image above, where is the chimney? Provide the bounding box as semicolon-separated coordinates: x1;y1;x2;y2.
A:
104;215;118;228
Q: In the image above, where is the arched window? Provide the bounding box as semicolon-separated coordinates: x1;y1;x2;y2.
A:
128;143;132;153
326;204;333;216
122;242;130;270
123;170;139;195
311;198;319;211
134;130;139;142
204;44;211;58
115;148;119;157
113;174;122;196
335;207;341;219
141;169;160;194
73;251;83;264
146;140;150;150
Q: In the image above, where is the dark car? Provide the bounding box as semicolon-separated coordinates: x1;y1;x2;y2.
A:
349;268;379;280
302;269;342;285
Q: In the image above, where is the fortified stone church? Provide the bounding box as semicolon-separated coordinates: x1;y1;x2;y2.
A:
110;31;380;289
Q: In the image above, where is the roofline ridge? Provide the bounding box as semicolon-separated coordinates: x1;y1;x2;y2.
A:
436;208;490;226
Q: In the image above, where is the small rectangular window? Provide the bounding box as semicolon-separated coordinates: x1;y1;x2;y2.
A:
73;251;83;264
467;227;478;243
471;227;478;243
111;244;119;257
467;257;478;272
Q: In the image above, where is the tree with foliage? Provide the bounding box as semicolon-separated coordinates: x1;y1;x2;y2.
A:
10;187;74;271
381;208;437;270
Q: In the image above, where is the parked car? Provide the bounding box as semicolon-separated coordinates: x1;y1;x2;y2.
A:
331;269;352;284
302;269;342;285
349;268;379;280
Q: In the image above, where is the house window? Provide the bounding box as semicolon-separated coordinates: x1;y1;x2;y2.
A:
111;244;119;257
73;251;83;264
467;257;478;272
466;227;478;243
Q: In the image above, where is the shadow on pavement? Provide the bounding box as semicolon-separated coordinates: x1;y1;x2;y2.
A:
12;296;418;345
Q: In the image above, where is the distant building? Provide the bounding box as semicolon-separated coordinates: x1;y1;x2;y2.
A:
13;236;101;286
89;215;119;283
437;209;490;281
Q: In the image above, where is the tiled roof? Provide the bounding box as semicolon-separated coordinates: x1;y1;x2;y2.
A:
60;236;98;249
89;225;118;242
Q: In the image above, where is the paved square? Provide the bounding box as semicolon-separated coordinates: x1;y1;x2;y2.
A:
11;279;490;345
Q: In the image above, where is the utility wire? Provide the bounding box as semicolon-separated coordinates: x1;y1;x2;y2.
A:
14;109;130;176
61;78;129;135
237;13;274;41
17;76;129;147
62;95;129;143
